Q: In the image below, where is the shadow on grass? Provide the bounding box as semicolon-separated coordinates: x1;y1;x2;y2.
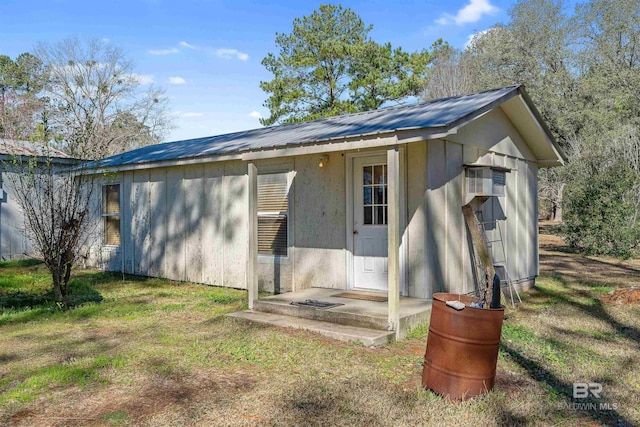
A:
502;275;639;426
0;273;105;324
535;277;640;348
500;342;634;426
0;259;44;268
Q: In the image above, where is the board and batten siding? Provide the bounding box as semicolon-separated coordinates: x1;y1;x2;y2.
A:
405;138;538;299
91;104;540;297
95;160;248;289
91;154;348;293
0;171;32;260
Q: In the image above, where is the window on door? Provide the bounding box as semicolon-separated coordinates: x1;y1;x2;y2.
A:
257;173;289;256
362;164;387;225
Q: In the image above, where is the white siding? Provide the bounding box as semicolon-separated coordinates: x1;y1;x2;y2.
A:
291;152;346;291
424;139;447;298
202;162;224;286
184;165;204;283
406;141;428;298
445;142;465;294
148;169;167;278
165;167;185;281
222;161;247;288
89;107;543;296
0;172;30;260
132;170;150;275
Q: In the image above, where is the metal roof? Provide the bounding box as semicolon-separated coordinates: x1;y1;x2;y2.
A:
89;85;529;169
0;139;70;158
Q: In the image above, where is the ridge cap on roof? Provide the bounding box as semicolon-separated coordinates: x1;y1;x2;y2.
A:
254;84;521;133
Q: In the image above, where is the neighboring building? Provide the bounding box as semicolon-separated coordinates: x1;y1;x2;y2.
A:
83;86;564;335
0;139;74;260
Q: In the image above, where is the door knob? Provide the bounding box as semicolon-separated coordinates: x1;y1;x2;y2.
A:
353;230;359;235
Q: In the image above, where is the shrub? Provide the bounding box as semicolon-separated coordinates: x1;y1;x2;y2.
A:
563;161;639;258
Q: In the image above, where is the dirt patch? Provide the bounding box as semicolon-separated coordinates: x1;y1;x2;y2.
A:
600;288;640;305
538;221;640;289
494;370;536;395
9;370;258;427
10;409;36;424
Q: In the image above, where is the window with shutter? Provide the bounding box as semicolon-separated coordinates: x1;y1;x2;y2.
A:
258;173;289;256
102;184;121;246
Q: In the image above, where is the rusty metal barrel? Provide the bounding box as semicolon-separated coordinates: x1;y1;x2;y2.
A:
422;293;504;400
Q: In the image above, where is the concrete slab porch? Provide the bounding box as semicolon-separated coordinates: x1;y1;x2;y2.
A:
228;288;432;346
227;311;396;347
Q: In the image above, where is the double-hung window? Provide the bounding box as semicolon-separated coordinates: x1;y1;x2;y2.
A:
103;184;121;246
257;173;289;256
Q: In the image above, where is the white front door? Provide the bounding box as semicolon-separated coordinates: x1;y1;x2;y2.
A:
352;155;388;290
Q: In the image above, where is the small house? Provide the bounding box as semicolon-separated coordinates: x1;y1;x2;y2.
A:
84;86;565;341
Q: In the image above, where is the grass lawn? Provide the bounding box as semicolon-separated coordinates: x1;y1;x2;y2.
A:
1;230;639;426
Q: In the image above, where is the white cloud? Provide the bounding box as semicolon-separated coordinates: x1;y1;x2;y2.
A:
248;111;262;119
179;112;204;118
216;48;249;61
436;0;499;26
179;41;196;49
149;47;179;55
465;29;491;49
129;73;155;85
168;76;187;85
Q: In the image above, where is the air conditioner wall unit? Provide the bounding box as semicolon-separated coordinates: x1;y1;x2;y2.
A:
464;164;510;204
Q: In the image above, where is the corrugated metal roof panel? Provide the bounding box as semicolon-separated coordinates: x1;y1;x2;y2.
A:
0;139;69;158
90;86;521;169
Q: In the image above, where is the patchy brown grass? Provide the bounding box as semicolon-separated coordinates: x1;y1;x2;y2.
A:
539;220;640;289
1;228;639;426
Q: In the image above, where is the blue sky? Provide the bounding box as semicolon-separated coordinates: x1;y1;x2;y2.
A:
1;0;536;142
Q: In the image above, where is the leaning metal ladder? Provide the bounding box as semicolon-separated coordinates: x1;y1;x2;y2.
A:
479;219;522;308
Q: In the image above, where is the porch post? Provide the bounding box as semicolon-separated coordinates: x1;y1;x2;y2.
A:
387;146;401;338
247;162;258;309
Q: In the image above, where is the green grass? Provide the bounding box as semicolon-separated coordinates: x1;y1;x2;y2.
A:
0;258;638;426
100;410;129;426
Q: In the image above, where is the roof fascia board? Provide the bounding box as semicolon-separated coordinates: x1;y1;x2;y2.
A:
0;153;84;165
240;127;459;161
84;153;243;175
241;135;398;160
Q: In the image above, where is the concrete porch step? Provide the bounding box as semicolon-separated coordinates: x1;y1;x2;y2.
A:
228;310;395;347
252;291;390;331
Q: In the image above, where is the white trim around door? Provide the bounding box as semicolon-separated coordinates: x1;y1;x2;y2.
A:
345;149;407;294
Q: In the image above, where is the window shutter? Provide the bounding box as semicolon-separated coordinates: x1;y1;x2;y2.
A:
258;174;289;256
